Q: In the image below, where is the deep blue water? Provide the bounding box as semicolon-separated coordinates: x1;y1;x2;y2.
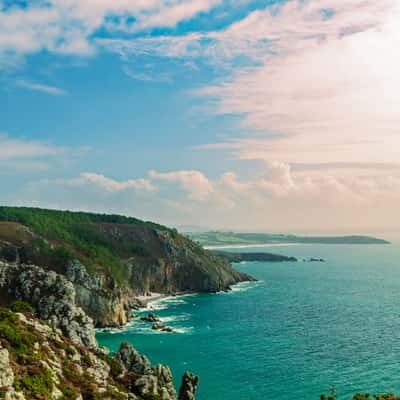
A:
97;242;400;399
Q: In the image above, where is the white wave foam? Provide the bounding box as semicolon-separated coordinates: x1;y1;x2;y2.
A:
229;280;264;293
139;294;194;312
160;314;190;323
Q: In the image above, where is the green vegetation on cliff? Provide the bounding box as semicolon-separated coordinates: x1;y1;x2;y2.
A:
0;206;175;282
0;206;252;296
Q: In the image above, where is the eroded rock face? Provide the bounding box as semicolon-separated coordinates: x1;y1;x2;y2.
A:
0;261;97;349
178;372;199;400
65;260;141;328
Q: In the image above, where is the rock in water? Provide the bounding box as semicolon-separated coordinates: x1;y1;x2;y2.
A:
178;371;199;400
140;313;160;322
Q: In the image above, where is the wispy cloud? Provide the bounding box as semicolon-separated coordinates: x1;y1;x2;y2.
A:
16;79;67;95
0;133;64;160
0;133;65;174
194;0;400;168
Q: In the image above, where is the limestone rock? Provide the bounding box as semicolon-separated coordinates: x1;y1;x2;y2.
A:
0;346;14;387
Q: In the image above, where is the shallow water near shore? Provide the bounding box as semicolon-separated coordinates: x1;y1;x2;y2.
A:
97;241;400;400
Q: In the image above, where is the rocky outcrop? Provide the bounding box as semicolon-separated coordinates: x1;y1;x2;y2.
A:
152;323;176;333
115;342;178;400
115;342;153;376
178;372;199;400
0;261;97;349
0;310;199;400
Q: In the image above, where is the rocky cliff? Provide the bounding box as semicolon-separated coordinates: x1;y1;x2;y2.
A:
0;307;198;400
0;207;254;328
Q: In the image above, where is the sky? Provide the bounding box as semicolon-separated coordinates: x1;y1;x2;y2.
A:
0;0;399;234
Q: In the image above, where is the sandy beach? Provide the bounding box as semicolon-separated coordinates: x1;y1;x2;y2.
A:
136;292;168;306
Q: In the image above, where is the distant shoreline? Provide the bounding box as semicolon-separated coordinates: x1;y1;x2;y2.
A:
205;243;300;250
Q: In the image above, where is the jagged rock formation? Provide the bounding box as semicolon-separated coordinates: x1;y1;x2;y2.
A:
0;261;97;349
0;309;198;400
115;342;179;400
178;372;199;400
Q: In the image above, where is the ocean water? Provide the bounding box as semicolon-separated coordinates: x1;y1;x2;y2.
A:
97;241;400;399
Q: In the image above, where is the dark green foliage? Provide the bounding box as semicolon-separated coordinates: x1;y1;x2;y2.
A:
0;309;38;362
353;395;370;400
14;367;53;399
10;300;33;314
0;206;171;238
142;395;164;400
55;339;75;356
98;353;123;378
59;382;79;400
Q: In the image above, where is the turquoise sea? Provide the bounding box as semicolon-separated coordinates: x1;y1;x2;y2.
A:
97;241;400;399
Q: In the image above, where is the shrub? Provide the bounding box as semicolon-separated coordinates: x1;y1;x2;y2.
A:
10;300;33;314
59;382;78;400
14;368;53;399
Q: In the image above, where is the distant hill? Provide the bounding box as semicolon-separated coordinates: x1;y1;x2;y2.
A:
188;231;390;247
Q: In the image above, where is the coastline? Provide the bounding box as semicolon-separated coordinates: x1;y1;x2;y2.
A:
205;242;300;250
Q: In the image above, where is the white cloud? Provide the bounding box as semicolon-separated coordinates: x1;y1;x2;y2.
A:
13;165;400;232
0;0;222;61
80;172;155;192
16;79;67;95
0;133;63;160
197;0;400;167
149;170;213;201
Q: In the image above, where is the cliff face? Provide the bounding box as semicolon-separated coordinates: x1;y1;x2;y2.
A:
0;207;254;327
